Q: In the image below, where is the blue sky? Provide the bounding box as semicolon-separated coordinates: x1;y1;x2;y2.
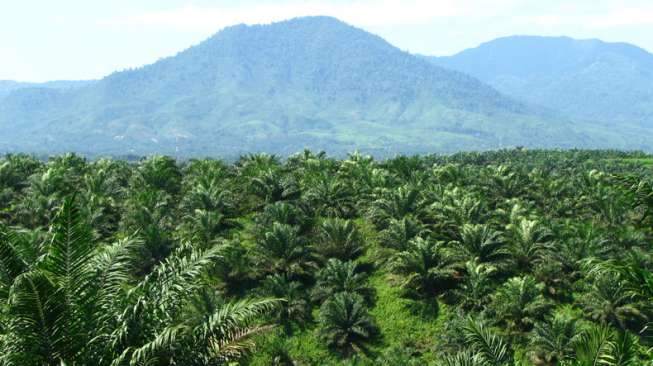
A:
2;0;653;82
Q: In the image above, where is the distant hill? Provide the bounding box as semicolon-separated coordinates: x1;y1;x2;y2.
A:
0;80;94;99
428;36;653;129
0;18;650;157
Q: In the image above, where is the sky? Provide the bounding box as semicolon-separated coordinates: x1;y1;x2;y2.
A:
2;0;653;82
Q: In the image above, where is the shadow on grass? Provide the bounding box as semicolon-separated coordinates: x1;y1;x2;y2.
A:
404;298;440;320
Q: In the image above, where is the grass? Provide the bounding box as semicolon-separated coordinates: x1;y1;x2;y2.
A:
367;272;448;363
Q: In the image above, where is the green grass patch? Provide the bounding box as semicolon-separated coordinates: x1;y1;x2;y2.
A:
367;273;448;363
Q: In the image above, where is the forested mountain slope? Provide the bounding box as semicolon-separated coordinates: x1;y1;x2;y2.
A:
429;36;653;129
1;18;643;156
0;80;93;99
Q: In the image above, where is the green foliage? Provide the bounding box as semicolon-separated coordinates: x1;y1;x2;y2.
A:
1;149;652;365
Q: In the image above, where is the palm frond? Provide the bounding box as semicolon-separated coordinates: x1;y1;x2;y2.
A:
462;317;512;365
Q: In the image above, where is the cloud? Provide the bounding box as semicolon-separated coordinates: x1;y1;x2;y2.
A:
111;0;468;31
530;7;653;28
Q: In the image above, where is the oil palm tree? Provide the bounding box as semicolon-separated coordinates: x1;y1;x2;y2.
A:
490;276;553;333
506;218;554;273
452;261;496;311
260;274;311;335
369;185;424;229
135;155;182;196
580;272;647;332
318;292;378;357
528;313;583;365
570;324;641;366
255;223;316;279
314;218;365;262
392;237;454;300
1;196;279;365
378;215;428;251
458;317;513;365
449;223;510;272
312;259;374;305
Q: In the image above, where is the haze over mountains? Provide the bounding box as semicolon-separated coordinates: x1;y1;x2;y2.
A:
428;36;653;129
0;80;93;100
1;16;652;157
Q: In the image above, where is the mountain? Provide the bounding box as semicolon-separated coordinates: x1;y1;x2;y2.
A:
428;36;653;129
0;80;94;99
0;18;648;157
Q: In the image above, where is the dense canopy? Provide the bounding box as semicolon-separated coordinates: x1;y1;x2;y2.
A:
0;149;652;365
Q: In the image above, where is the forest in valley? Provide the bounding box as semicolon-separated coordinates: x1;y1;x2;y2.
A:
0;149;652;365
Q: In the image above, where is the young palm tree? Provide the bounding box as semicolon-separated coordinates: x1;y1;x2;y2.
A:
392;237;454;300
438;350;486;366
312;259;374;305
260;274;312;335
580;272;647;332
318;292;378;357
528;313;583;365
120;187;175;274
452;261;495;311
490;276;553;333
428;188;487;241
379;215;428;252
369;185;423;228
459;317;513;365
255;223;316;279
250;169;299;205
506;218;554;273
256;201;311;235
570;324;641;366
135;155;182;196
449;223;510;272
302;172;355;218
314;218;365;262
